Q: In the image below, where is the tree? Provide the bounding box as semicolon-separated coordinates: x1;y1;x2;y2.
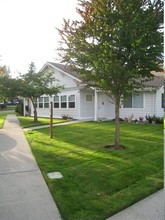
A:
0;65;9;76
58;0;163;149
0;65;11;104
0;62;61;123
18;62;61;123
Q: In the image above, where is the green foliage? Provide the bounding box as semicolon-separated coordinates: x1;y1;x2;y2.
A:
15;102;23;116
0;62;62;123
25;122;163;220
145;115;163;124
58;0;163;96
0;103;6;109
18;62;61;99
58;0;163;148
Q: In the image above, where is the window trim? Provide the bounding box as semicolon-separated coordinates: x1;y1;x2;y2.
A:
61;95;67;108
38;97;43;108
54;95;59;108
68;94;75;108
44;96;49;108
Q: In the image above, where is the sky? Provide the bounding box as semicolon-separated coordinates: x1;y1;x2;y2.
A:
0;0;79;77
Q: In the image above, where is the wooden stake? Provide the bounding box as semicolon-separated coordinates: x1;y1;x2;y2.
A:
50;101;53;138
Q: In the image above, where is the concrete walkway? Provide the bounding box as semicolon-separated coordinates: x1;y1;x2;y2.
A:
106;189;164;220
23;119;90;131
0;114;62;220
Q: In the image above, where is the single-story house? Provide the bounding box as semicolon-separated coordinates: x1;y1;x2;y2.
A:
24;62;164;121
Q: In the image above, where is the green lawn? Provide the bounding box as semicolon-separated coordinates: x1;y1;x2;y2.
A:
24;121;163;220
18;116;67;128
0;113;7;128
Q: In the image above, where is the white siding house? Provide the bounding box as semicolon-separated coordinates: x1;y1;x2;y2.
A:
25;62;164;120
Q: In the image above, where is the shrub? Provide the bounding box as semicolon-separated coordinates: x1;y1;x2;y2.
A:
15;101;23;115
155;117;163;124
145;115;163;124
62;114;69;120
0;103;7;109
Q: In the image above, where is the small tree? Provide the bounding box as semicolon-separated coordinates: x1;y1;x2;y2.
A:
0;65;10;103
58;0;163;149
18;62;61;123
0;62;61;123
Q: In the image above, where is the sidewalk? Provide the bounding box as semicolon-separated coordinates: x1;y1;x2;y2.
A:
0;114;62;220
23;119;90;131
106;189;164;220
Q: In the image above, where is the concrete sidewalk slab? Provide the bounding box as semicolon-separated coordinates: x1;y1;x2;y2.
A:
106;189;164;220
23;119;91;131
0;114;62;220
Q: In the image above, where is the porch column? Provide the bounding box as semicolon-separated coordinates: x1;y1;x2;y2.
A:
94;89;98;121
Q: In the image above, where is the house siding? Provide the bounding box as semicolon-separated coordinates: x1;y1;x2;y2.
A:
119;91;164;119
44;66;79;88
28;62;164;120
52;90;80;119
33;90;80;119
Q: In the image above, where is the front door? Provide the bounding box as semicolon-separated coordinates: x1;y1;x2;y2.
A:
98;94;107;118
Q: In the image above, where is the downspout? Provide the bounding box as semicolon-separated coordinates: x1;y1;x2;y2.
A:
153;92;155;116
78;90;81;120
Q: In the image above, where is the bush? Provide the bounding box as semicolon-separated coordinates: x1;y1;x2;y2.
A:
61;114;69;120
145;115;163;124
15;101;24;115
0;103;7;109
155;117;163;124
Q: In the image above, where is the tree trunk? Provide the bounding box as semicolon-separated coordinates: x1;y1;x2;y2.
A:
114;98;120;149
33;107;38;123
30;97;38;123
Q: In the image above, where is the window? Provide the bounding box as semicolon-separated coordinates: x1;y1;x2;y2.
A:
54;96;59;108
123;92;143;108
39;97;43;108
162;93;164;108
86;94;92;102
123;96;132;108
44;97;49;108
61;95;67;108
69;95;75;108
133;93;143;108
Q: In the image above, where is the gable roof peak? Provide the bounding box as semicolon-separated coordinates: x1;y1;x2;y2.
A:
47;62;81;81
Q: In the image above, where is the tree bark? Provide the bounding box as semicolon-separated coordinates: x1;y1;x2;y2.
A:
30;97;38;123
114;98;120;149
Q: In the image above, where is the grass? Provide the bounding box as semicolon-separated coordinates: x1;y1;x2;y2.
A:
18;116;68;128
0;113;7;128
24;121;163;220
0;105;16;111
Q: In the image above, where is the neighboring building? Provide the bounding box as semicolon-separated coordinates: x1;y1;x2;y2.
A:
24;62;164;121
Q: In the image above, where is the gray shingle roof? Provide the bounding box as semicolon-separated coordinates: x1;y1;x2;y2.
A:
143;76;164;88
47;62;164;89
